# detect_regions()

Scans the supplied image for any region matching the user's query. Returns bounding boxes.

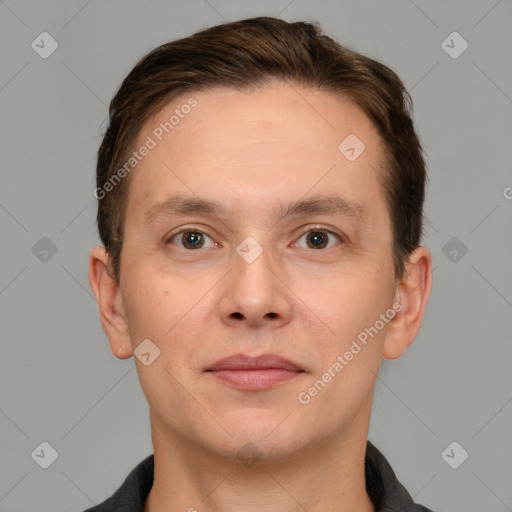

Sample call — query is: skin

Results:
[89,81,432,512]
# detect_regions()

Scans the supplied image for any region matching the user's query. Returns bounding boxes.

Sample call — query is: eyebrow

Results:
[144,194,369,225]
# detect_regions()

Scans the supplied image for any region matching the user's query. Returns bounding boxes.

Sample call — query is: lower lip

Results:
[208,369,303,390]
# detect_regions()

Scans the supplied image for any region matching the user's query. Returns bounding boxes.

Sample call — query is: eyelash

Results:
[293,225,344,249]
[165,225,344,250]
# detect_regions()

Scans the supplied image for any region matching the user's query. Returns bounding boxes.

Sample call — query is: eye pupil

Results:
[182,232,204,249]
[307,231,328,249]
[175,230,334,251]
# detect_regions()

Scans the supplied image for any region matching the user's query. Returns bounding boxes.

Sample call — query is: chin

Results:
[211,433,307,468]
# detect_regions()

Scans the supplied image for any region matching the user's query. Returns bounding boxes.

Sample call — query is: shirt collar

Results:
[85,441,431,512]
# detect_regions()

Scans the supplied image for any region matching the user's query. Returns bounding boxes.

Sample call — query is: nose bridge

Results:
[219,235,292,327]
[233,236,275,301]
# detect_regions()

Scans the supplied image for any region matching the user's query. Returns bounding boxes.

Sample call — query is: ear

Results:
[88,246,133,360]
[383,246,433,360]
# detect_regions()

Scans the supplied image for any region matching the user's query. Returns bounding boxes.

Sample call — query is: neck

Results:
[144,413,375,512]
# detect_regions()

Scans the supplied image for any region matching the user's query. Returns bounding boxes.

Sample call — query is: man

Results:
[87,16,433,512]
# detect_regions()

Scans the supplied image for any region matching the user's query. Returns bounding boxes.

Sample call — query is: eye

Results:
[293,228,342,250]
[167,230,217,250]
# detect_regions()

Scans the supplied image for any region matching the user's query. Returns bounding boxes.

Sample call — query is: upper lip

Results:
[206,353,304,372]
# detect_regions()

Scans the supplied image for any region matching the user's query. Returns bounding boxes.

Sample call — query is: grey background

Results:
[1,1,511,511]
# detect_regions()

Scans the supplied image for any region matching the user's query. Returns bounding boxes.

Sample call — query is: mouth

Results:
[205,353,306,391]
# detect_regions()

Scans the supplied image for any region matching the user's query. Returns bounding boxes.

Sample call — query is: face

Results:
[99,82,410,462]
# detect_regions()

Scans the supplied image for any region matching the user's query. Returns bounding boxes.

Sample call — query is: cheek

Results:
[292,265,392,346]
[293,271,389,424]
[121,269,185,343]
[120,266,217,369]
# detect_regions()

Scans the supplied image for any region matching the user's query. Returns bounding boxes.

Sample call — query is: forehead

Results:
[126,82,387,223]
[142,82,380,160]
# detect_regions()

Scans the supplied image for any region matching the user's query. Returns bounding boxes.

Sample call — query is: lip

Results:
[207,353,303,372]
[206,353,305,391]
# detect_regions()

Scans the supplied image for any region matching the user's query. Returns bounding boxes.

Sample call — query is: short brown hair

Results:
[96,16,426,283]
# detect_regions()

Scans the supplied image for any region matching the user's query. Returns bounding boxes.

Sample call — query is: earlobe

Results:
[382,246,433,360]
[88,246,133,360]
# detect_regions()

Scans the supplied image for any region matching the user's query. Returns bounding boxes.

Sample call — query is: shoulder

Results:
[365,441,435,512]
[81,454,154,512]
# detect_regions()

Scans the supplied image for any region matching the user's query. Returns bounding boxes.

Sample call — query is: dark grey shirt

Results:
[83,441,433,512]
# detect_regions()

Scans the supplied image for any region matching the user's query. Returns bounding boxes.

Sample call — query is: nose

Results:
[218,241,293,329]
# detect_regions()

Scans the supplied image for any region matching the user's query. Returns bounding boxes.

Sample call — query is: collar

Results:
[83,441,433,512]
